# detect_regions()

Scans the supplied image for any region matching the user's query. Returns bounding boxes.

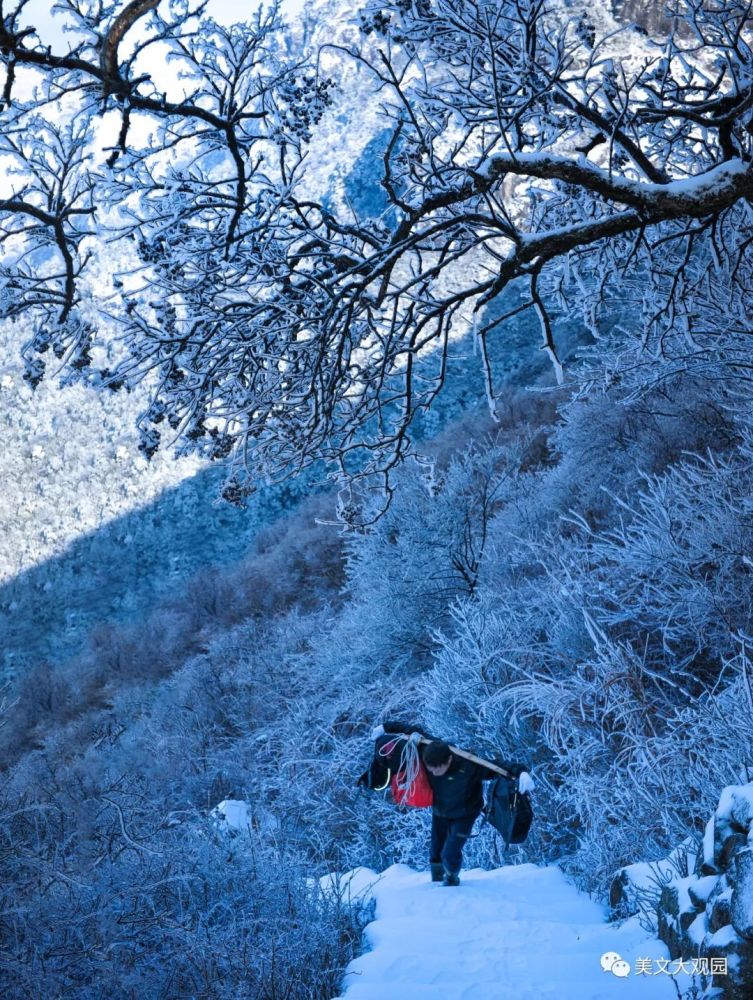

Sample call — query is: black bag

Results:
[484,776,533,846]
[357,732,409,790]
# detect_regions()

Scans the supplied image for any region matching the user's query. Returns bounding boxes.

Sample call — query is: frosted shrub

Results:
[0,806,368,999]
[411,402,753,890]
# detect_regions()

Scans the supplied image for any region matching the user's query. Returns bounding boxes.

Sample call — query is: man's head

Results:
[424,740,453,776]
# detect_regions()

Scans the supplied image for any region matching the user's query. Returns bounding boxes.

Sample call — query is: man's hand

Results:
[518,772,535,794]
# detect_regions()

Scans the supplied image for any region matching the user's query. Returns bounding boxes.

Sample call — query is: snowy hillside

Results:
[0,318,326,678]
[0,0,404,677]
[0,318,201,577]
[3,0,753,998]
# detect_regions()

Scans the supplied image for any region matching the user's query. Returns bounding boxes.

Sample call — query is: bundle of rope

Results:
[392,733,422,797]
[374,730,430,806]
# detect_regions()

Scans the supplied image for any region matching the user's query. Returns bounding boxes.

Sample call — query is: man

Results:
[422,739,533,887]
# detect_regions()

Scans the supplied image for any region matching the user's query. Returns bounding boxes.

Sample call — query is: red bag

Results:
[390,762,434,808]
[375,735,434,808]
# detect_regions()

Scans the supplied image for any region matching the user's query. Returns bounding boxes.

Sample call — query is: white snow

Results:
[210,799,252,834]
[320,867,382,904]
[705,923,740,949]
[675,876,694,918]
[691,875,721,906]
[335,863,691,999]
[210,798,281,837]
[687,912,707,948]
[612,838,697,917]
[715,784,753,838]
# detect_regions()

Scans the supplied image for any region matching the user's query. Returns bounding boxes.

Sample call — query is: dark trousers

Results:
[430,812,477,876]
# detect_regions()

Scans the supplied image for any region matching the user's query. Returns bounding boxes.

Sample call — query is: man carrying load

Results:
[358,722,535,886]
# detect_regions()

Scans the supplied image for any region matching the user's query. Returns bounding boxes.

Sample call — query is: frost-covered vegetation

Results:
[3,355,753,994]
[3,0,753,996]
[0,314,333,679]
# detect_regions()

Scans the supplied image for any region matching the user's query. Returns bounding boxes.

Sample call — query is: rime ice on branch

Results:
[1,0,753,504]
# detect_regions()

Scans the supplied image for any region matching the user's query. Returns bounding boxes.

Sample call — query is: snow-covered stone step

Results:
[334,864,695,999]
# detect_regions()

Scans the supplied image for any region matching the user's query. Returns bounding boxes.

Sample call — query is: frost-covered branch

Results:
[2,0,753,506]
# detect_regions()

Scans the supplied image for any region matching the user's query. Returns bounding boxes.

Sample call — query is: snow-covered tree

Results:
[2,0,753,507]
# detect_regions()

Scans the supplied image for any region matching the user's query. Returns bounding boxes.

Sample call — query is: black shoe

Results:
[442,872,460,887]
[430,863,444,883]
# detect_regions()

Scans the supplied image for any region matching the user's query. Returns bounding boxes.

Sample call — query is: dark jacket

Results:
[376,721,525,819]
[423,753,499,820]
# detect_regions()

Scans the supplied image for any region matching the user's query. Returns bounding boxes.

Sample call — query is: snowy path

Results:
[334,864,693,999]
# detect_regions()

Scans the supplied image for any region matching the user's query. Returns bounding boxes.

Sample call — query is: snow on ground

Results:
[334,864,694,1000]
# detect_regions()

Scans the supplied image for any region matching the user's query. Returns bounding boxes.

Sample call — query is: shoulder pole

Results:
[393,733,514,779]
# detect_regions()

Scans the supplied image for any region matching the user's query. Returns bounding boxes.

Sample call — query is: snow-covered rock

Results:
[210,798,253,835]
[709,785,753,873]
[609,838,696,918]
[730,849,753,941]
[647,783,753,1000]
